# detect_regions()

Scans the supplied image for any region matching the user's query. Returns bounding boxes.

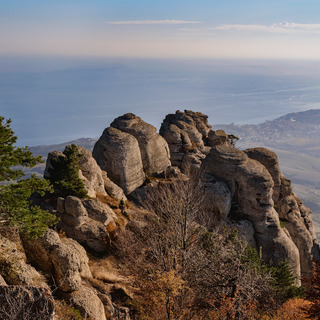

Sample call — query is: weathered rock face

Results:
[56,196,116,253]
[160,110,212,168]
[202,145,302,280]
[202,144,320,280]
[245,147,282,203]
[207,129,230,147]
[0,235,46,286]
[93,127,146,195]
[22,229,92,292]
[245,147,320,277]
[0,286,55,320]
[101,170,127,201]
[111,113,171,175]
[44,146,108,198]
[71,145,107,198]
[62,285,106,320]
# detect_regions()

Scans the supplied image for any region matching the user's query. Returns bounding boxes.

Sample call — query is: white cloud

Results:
[107,19,201,25]
[213,22,320,33]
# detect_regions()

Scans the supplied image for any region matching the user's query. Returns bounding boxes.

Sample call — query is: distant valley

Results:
[215,109,320,232]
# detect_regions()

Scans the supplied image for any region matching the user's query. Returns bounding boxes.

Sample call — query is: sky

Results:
[1,0,320,60]
[1,1,320,146]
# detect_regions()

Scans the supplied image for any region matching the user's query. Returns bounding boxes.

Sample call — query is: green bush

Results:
[47,144,88,199]
[0,116,58,238]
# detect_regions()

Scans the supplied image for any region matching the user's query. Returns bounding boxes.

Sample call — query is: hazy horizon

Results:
[2,1,320,146]
[1,56,320,147]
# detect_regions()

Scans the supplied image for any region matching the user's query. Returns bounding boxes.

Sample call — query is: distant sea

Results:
[1,56,320,147]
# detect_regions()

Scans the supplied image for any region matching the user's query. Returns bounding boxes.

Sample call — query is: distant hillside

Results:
[216,109,320,233]
[29,137,97,156]
[216,109,320,157]
[26,138,97,177]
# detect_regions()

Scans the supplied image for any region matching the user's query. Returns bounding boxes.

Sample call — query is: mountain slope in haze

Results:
[215,109,320,233]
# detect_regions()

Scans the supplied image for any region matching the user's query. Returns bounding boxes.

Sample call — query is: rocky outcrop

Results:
[56,196,116,253]
[62,285,106,320]
[245,147,282,203]
[202,144,320,281]
[0,286,55,320]
[202,145,302,280]
[93,114,171,195]
[72,145,107,198]
[245,147,320,277]
[93,127,146,195]
[159,110,212,169]
[0,235,46,287]
[207,129,230,147]
[22,229,92,292]
[111,113,171,175]
[101,170,127,201]
[44,145,108,198]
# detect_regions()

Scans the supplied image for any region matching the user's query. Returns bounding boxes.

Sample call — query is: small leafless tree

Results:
[0,286,55,320]
[116,175,277,319]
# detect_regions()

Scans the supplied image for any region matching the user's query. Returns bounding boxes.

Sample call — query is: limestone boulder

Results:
[22,229,91,292]
[45,145,107,198]
[246,147,320,277]
[160,110,212,167]
[202,145,301,281]
[234,220,257,250]
[201,179,232,221]
[101,170,127,201]
[245,147,282,203]
[207,130,230,147]
[111,113,171,175]
[56,196,115,253]
[93,127,145,195]
[62,285,106,320]
[0,235,45,286]
[83,198,117,225]
[181,149,206,173]
[60,218,110,253]
[69,145,107,198]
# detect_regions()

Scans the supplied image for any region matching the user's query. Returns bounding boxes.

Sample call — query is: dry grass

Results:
[89,258,125,284]
[96,193,120,209]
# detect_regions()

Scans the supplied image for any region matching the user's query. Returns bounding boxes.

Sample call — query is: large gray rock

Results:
[160,110,212,167]
[207,129,230,147]
[45,146,108,198]
[93,127,145,195]
[70,145,107,198]
[101,170,127,201]
[245,147,282,203]
[22,229,92,292]
[202,145,301,281]
[201,179,232,222]
[246,147,320,277]
[57,196,115,253]
[111,113,171,175]
[62,285,106,320]
[0,235,46,286]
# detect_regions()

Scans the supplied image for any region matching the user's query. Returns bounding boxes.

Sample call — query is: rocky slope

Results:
[2,110,320,319]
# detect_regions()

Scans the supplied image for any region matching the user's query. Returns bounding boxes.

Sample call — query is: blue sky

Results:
[1,0,320,60]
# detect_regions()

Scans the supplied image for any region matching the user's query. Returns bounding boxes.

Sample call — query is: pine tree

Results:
[47,144,88,199]
[0,116,58,238]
